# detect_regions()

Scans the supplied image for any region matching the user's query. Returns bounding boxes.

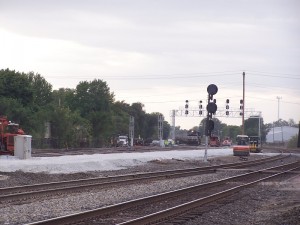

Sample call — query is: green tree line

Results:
[0,69,171,148]
[1,68,297,149]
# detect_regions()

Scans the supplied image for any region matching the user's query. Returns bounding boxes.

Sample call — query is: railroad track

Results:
[26,160,300,225]
[0,154,288,204]
[31,146,208,157]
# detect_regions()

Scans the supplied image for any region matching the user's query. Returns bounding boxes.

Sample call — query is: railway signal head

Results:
[226,99,230,116]
[205,119,214,136]
[207,102,217,114]
[240,99,243,116]
[199,100,203,115]
[207,84,218,101]
[207,84,218,95]
[185,100,189,115]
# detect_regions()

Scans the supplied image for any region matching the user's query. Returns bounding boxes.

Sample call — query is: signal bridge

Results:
[169,108,262,141]
[171,107,261,118]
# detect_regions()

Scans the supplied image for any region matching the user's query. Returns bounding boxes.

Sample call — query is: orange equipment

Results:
[233,135,250,156]
[0,116,25,155]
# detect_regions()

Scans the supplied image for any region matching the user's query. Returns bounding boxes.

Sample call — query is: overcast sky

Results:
[0,0,299,130]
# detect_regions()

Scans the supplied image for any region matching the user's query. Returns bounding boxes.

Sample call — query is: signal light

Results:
[207,102,217,114]
[205,84,218,137]
[185,100,189,115]
[207,84,218,95]
[185,100,189,109]
[225,98,230,116]
[239,99,244,117]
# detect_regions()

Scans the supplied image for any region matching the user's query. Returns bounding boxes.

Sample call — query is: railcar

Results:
[175,129,201,146]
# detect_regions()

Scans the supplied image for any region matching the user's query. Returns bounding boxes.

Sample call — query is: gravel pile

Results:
[0,154,299,225]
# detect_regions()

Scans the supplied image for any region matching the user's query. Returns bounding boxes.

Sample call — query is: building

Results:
[266,126,298,143]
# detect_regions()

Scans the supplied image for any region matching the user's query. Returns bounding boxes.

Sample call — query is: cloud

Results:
[0,0,299,128]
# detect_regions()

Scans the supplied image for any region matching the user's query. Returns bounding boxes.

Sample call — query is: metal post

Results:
[276,96,282,121]
[281,126,284,143]
[204,94,209,162]
[297,121,300,148]
[204,136,208,162]
[158,114,164,147]
[258,114,261,148]
[129,116,134,148]
[242,72,245,135]
[273,123,275,143]
[171,110,176,141]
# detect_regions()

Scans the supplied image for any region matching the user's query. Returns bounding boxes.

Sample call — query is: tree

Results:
[244,117,268,142]
[0,69,33,106]
[27,72,53,108]
[273,119,289,127]
[143,113,159,139]
[52,88,75,108]
[129,102,146,138]
[244,117,260,136]
[49,106,91,148]
[163,120,171,139]
[111,101,131,136]
[287,135,298,148]
[73,79,114,117]
[223,125,241,142]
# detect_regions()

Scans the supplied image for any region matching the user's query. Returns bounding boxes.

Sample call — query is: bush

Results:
[287,135,299,148]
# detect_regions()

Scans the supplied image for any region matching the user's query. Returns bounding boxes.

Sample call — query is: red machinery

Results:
[209,135,220,147]
[0,116,25,155]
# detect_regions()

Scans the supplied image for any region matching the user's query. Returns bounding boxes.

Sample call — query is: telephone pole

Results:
[242,72,245,135]
[276,96,282,120]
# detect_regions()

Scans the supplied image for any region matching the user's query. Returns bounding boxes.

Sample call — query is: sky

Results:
[0,0,299,130]
[0,148,247,173]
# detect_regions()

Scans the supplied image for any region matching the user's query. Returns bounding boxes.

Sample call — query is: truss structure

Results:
[171,107,261,118]
[169,108,262,140]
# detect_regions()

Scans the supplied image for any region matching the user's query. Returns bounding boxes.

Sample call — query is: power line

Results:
[47,71,241,80]
[247,70,300,78]
[46,70,300,80]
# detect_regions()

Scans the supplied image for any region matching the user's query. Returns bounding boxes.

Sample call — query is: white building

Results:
[266,126,298,143]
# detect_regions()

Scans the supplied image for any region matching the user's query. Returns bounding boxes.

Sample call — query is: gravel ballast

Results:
[0,154,299,225]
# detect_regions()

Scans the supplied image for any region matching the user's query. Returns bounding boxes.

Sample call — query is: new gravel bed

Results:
[0,154,299,225]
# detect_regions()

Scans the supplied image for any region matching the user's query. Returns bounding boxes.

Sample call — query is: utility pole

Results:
[158,114,164,147]
[276,96,282,121]
[242,72,245,135]
[129,116,134,148]
[297,121,300,148]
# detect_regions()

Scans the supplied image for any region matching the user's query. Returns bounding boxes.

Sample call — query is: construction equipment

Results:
[222,137,232,146]
[0,116,25,155]
[209,135,220,147]
[249,136,261,153]
[233,135,250,156]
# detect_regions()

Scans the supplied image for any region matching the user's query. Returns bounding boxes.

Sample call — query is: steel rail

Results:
[0,153,287,197]
[0,154,287,202]
[26,160,299,225]
[118,164,300,225]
